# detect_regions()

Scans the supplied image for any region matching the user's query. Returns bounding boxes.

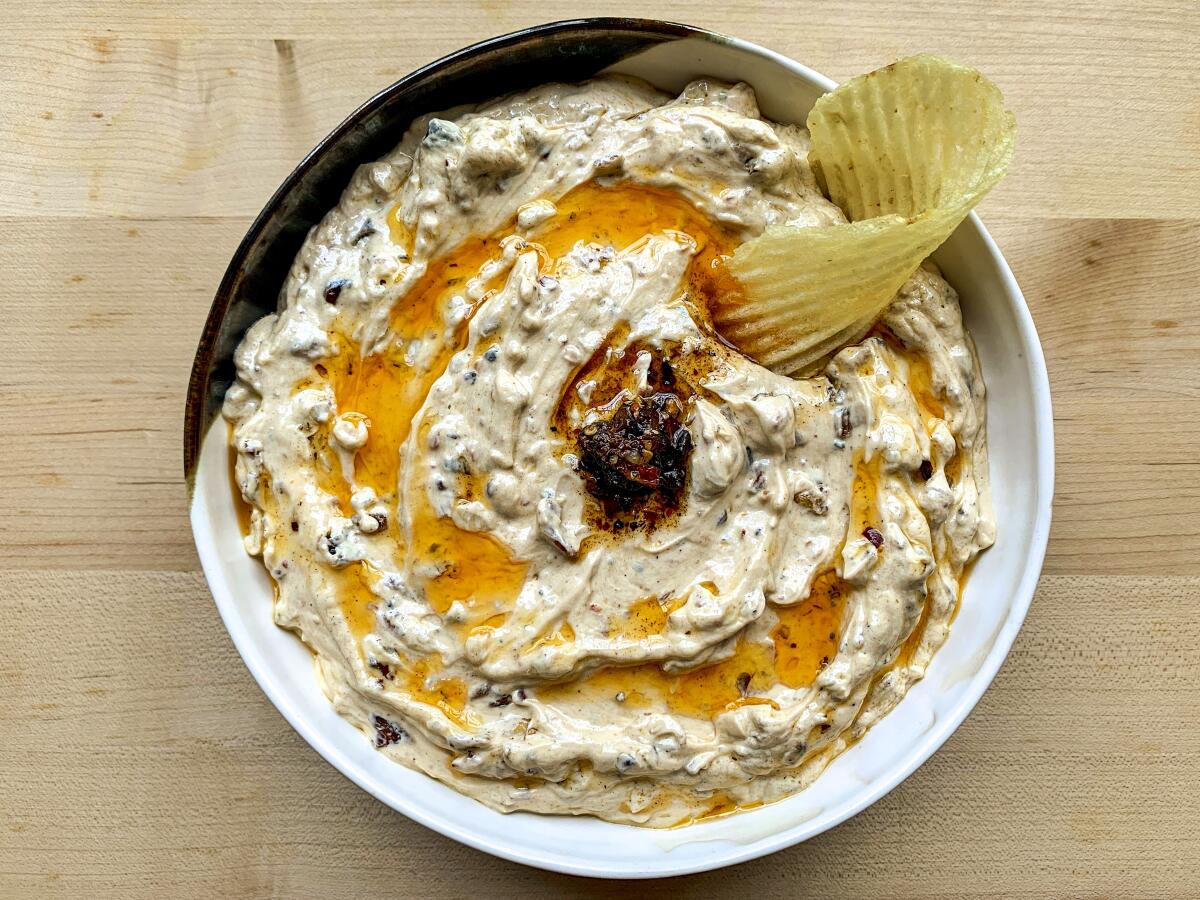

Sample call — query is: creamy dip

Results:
[224,76,994,826]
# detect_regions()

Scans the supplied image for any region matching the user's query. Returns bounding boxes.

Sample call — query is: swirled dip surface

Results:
[224,76,994,826]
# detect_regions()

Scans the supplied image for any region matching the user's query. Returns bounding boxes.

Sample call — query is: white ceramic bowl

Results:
[188,20,1054,878]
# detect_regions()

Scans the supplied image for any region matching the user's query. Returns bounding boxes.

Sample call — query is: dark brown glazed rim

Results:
[183,17,729,484]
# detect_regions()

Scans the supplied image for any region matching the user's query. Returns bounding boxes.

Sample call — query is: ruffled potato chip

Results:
[715,54,1015,375]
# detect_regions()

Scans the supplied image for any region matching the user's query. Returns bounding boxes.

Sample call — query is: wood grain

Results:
[2,1,1198,896]
[2,2,1198,220]
[3,573,1196,898]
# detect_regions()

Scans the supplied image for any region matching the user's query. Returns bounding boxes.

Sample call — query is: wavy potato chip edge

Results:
[715,54,1016,375]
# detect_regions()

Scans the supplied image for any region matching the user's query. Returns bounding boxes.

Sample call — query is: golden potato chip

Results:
[715,54,1015,375]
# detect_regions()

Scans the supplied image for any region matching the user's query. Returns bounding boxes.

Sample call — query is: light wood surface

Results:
[2,2,1198,896]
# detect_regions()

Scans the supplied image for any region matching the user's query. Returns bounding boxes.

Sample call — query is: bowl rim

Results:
[186,17,1055,878]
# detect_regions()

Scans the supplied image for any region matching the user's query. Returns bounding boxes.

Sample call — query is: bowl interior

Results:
[189,22,1052,878]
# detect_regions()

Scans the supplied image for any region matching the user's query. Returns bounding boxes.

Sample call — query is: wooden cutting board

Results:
[2,1,1197,896]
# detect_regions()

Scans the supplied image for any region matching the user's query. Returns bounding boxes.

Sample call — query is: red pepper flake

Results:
[324,278,350,304]
[836,407,852,439]
[863,527,884,548]
[369,660,393,680]
[372,715,406,747]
